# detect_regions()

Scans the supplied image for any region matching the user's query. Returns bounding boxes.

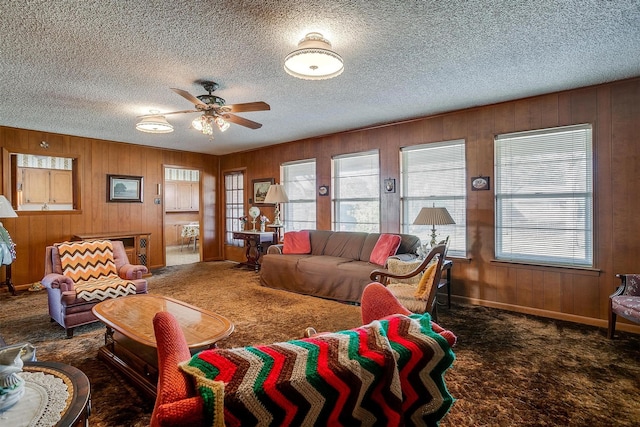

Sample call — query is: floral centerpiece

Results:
[238,215,248,230]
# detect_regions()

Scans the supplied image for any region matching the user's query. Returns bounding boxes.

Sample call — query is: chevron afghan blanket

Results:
[56,240,137,302]
[181,313,455,427]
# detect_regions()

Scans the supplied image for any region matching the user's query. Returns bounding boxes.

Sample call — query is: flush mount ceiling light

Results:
[135,112,174,134]
[284,32,344,80]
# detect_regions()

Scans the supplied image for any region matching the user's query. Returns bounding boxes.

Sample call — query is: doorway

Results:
[164,167,201,266]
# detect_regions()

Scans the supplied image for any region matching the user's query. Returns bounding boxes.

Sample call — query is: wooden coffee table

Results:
[92,294,234,399]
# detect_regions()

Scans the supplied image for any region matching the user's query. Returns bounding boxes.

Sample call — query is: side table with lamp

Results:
[413,205,455,308]
[0,195,18,295]
[264,183,289,243]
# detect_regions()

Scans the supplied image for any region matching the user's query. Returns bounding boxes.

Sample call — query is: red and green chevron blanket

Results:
[56,240,136,301]
[180,313,455,427]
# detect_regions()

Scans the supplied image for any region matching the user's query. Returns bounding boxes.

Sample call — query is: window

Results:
[401,140,467,257]
[282,159,316,231]
[224,171,244,247]
[332,150,380,232]
[495,124,593,267]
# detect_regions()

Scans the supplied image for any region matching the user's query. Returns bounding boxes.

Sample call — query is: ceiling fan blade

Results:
[138,109,199,118]
[170,88,208,107]
[225,101,271,113]
[161,109,200,116]
[223,113,263,129]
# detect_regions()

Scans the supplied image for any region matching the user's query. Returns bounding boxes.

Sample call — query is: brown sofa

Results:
[42,240,148,337]
[259,230,420,303]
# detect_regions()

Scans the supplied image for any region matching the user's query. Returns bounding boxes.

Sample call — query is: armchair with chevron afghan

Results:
[42,239,148,338]
[370,241,448,322]
[150,282,456,427]
[608,273,640,339]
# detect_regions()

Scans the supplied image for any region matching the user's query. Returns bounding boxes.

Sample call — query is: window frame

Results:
[494,124,594,267]
[331,150,380,233]
[223,170,245,247]
[281,159,317,231]
[400,140,467,257]
[4,149,81,213]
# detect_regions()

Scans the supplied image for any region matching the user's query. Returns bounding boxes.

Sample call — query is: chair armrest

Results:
[153,397,204,426]
[370,262,425,284]
[267,244,283,255]
[41,273,74,292]
[118,264,148,280]
[614,273,640,297]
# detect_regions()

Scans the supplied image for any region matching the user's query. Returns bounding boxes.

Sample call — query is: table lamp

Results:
[264,184,289,227]
[413,205,455,248]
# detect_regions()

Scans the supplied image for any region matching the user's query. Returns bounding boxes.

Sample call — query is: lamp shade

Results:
[284,32,344,80]
[264,184,289,204]
[136,115,174,133]
[413,207,455,226]
[0,196,17,218]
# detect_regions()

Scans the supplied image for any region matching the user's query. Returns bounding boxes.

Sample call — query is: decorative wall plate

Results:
[248,206,260,219]
[471,176,490,191]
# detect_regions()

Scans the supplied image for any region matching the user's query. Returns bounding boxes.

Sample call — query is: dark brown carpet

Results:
[1,261,639,426]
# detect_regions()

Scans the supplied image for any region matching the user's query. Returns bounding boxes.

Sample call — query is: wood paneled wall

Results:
[220,77,640,332]
[0,127,220,287]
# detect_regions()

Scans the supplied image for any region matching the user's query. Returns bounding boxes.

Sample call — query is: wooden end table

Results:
[92,294,234,399]
[232,230,276,271]
[7,361,92,427]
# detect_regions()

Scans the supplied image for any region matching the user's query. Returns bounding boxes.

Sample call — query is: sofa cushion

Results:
[283,230,311,254]
[323,232,368,259]
[369,234,402,266]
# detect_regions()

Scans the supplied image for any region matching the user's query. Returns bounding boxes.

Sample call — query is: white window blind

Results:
[332,151,380,232]
[401,140,467,257]
[224,171,244,247]
[495,124,593,266]
[282,159,316,231]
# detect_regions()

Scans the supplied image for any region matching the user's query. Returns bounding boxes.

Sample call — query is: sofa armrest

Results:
[41,273,75,292]
[118,264,148,280]
[266,244,283,255]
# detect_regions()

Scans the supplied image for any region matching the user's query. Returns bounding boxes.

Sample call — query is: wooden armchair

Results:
[608,274,640,338]
[41,239,148,337]
[370,242,447,321]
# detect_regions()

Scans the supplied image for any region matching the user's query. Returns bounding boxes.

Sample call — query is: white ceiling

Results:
[1,1,639,155]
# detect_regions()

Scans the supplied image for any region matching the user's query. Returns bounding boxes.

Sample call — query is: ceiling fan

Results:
[144,81,270,136]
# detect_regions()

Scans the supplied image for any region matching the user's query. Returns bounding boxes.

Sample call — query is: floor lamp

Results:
[0,195,18,295]
[413,205,455,248]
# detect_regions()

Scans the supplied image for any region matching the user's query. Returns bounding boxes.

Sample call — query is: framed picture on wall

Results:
[108,174,144,202]
[252,178,275,206]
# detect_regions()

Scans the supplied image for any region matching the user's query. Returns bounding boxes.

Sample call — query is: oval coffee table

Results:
[92,294,234,399]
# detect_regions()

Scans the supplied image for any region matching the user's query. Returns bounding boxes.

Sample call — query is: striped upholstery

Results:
[181,313,455,427]
[56,240,136,301]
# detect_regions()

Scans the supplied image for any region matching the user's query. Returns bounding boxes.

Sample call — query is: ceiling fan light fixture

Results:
[284,32,344,80]
[192,115,215,136]
[136,115,174,133]
[215,116,230,132]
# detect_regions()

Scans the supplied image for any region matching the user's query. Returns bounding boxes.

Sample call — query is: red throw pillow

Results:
[283,230,311,254]
[369,234,402,266]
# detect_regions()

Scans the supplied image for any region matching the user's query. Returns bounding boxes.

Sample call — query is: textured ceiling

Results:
[1,1,639,155]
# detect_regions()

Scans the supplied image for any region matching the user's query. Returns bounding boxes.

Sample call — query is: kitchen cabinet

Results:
[20,168,72,205]
[165,181,199,212]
